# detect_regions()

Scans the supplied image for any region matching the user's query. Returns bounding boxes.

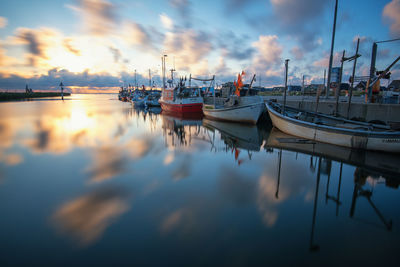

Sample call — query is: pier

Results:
[0,92,71,102]
[262,95,400,124]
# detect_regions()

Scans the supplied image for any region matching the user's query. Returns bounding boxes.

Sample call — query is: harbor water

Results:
[0,94,399,265]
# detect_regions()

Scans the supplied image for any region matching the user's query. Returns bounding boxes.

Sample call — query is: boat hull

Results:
[203,102,264,124]
[266,102,400,152]
[160,101,203,113]
[131,99,145,107]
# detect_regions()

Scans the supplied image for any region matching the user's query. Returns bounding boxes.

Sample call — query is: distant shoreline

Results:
[0,92,71,102]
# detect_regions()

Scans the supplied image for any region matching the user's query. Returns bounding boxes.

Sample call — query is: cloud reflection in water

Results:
[52,187,129,246]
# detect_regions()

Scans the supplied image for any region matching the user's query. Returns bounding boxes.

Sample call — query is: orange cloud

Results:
[0,16,7,28]
[383,0,400,37]
[68,0,118,36]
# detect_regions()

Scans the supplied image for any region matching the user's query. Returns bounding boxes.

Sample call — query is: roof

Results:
[356,81,367,88]
[388,80,400,89]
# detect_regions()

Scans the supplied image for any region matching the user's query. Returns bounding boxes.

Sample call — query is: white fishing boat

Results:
[266,101,400,152]
[203,95,265,124]
[203,72,264,124]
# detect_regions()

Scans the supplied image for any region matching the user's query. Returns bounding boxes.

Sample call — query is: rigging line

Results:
[375,38,400,44]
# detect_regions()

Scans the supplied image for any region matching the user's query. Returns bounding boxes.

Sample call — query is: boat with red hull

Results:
[160,101,203,113]
[159,78,203,114]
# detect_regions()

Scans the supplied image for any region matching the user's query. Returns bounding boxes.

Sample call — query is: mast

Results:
[134,69,137,90]
[326,0,338,99]
[162,55,167,91]
[283,59,289,115]
[148,69,151,90]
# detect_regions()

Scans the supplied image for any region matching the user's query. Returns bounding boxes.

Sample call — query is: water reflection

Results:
[86,146,128,183]
[0,95,399,265]
[351,168,394,231]
[52,187,130,246]
[265,127,400,253]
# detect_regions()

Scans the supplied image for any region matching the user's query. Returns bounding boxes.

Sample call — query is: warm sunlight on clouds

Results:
[0,17,7,28]
[383,0,400,37]
[0,0,399,91]
[160,13,174,30]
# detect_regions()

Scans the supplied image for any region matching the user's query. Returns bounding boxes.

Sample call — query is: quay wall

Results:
[262,96,400,123]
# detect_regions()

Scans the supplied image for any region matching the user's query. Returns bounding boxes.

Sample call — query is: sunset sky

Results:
[0,0,399,93]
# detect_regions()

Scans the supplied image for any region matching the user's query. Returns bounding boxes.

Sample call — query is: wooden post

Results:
[213,75,216,108]
[347,38,360,119]
[335,50,345,116]
[367,42,377,103]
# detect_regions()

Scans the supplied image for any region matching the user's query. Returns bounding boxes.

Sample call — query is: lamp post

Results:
[59,82,64,100]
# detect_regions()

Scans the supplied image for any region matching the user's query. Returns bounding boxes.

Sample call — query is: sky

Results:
[0,0,399,93]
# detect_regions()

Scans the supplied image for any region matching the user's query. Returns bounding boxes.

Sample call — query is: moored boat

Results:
[145,91,161,107]
[203,95,264,124]
[203,72,264,124]
[159,78,203,114]
[266,101,400,152]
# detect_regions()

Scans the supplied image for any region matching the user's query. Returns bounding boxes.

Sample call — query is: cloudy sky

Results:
[0,0,399,92]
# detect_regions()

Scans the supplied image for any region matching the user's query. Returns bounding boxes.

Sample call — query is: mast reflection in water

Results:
[0,94,399,265]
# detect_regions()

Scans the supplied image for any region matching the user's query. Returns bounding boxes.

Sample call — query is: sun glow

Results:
[67,107,95,133]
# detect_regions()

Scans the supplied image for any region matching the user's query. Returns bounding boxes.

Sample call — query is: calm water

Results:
[0,94,399,266]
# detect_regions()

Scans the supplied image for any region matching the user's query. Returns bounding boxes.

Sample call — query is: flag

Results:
[234,73,243,96]
[237,73,243,88]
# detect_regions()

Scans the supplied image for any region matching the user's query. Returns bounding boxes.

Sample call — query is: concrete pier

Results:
[0,92,71,102]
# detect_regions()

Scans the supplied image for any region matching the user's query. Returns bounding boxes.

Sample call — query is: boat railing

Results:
[269,101,391,131]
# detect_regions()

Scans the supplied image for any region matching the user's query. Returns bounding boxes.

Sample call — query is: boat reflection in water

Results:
[265,127,400,252]
[161,112,203,148]
[266,128,400,180]
[203,118,264,165]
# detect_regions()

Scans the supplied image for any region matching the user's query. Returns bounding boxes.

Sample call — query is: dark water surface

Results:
[0,94,399,266]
